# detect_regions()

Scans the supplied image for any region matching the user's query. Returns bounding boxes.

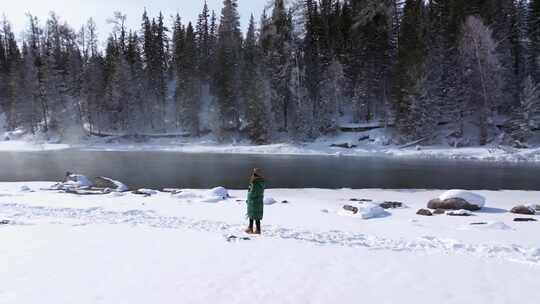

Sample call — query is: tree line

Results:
[1,0,540,146]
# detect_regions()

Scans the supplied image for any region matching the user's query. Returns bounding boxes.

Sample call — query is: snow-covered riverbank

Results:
[1,183,539,303]
[4,136,540,163]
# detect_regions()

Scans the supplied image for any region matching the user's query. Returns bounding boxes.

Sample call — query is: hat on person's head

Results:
[253,168,263,177]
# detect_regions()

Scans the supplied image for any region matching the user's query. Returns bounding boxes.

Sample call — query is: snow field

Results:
[1,183,540,304]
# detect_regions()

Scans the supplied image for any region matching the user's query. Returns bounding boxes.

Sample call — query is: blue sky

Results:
[3,0,269,39]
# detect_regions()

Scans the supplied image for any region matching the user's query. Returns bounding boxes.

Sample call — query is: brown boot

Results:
[254,220,261,234]
[245,228,253,234]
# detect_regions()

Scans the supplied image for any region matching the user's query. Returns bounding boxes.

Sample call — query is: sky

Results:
[2,0,270,40]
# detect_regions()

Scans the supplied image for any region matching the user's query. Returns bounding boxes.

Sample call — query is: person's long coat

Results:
[247,177,265,220]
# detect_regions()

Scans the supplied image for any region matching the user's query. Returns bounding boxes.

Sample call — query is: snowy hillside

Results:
[1,183,539,303]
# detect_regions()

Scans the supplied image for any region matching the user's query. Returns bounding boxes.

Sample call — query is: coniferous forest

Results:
[1,0,540,146]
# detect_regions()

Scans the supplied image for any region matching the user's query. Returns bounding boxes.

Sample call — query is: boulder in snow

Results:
[19,185,33,193]
[349,198,372,203]
[63,174,93,189]
[340,203,389,219]
[484,221,513,230]
[433,209,446,215]
[0,220,9,225]
[510,205,536,215]
[209,187,229,200]
[356,203,389,219]
[343,205,359,214]
[417,209,433,216]
[379,201,405,209]
[428,190,485,211]
[330,143,357,149]
[94,177,129,192]
[513,218,537,222]
[527,204,540,212]
[134,189,158,196]
[264,197,277,205]
[446,209,474,217]
[174,191,200,199]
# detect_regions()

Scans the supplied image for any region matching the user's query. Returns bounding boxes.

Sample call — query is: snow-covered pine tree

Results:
[402,73,436,141]
[196,1,212,81]
[460,16,503,146]
[393,0,427,138]
[125,31,146,133]
[509,76,540,143]
[241,15,269,144]
[314,0,342,136]
[479,0,521,113]
[347,0,394,123]
[141,11,169,131]
[214,0,243,138]
[302,0,321,139]
[529,0,540,83]
[424,0,463,137]
[176,22,201,136]
[80,18,106,134]
[264,0,294,133]
[0,19,21,130]
[16,42,40,133]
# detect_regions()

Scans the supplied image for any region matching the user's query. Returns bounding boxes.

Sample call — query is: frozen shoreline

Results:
[1,182,539,303]
[3,137,540,163]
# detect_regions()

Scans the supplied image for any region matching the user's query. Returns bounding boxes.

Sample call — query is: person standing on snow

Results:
[245,168,265,234]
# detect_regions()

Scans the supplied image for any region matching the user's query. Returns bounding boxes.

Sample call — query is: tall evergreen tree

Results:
[529,0,540,83]
[265,0,294,132]
[241,15,269,144]
[394,0,427,137]
[214,0,243,136]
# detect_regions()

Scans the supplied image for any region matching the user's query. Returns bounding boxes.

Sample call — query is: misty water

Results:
[1,150,540,190]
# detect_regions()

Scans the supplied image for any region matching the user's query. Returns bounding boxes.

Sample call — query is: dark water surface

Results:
[0,150,539,190]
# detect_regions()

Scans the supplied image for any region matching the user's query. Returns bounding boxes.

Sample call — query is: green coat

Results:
[247,177,265,220]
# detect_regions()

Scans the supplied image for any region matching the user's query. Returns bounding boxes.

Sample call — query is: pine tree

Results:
[303,0,322,139]
[0,19,21,129]
[529,0,540,83]
[347,0,394,123]
[196,1,212,80]
[175,22,201,136]
[16,43,40,133]
[265,0,294,132]
[509,76,540,143]
[241,15,269,144]
[394,0,427,137]
[403,74,436,141]
[214,0,243,137]
[460,16,503,145]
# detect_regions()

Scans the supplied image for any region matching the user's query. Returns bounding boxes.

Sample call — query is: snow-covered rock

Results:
[3,128,26,140]
[417,209,433,216]
[510,205,536,215]
[63,174,93,189]
[264,197,277,205]
[339,203,389,219]
[428,190,485,211]
[526,204,540,212]
[446,209,473,216]
[96,177,129,192]
[19,185,33,192]
[173,191,200,199]
[484,221,513,231]
[439,190,485,208]
[136,189,158,196]
[209,187,229,199]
